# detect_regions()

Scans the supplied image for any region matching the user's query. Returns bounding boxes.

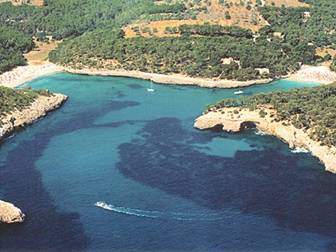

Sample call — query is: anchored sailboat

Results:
[147,80,155,92]
[234,90,244,95]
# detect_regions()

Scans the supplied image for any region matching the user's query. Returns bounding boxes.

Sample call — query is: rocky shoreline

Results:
[0,93,67,224]
[0,200,25,224]
[194,107,336,173]
[0,93,67,142]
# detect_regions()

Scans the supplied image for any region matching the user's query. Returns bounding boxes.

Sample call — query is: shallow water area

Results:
[1,74,335,251]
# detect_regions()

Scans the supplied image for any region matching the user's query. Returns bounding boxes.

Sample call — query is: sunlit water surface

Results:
[1,73,335,251]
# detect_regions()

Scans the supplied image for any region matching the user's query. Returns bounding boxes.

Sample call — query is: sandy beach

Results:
[66,64,336,87]
[1,63,336,89]
[0,63,63,88]
[286,65,336,84]
[0,64,272,89]
[65,67,273,88]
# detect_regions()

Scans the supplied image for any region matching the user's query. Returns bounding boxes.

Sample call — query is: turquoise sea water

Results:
[1,73,335,251]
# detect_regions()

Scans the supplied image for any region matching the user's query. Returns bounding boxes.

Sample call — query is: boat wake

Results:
[95,201,223,221]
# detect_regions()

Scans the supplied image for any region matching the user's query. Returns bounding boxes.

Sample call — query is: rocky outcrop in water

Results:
[0,93,67,141]
[0,93,67,225]
[0,200,25,224]
[194,107,336,173]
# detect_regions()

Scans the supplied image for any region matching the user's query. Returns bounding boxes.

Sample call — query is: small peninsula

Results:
[194,84,336,173]
[0,86,67,141]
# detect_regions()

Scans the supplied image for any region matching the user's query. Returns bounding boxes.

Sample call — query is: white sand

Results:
[0,63,63,88]
[1,63,335,89]
[286,65,336,84]
[65,67,272,89]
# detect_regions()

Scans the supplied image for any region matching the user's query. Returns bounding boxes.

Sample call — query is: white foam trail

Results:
[291,147,309,153]
[95,202,223,221]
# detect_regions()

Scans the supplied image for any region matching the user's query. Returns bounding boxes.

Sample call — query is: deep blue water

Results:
[0,73,335,251]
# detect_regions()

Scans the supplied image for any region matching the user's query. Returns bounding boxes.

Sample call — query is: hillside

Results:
[124,0,308,38]
[49,0,336,81]
[0,0,336,82]
[124,0,268,38]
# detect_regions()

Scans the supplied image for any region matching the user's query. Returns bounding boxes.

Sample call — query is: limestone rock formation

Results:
[0,200,25,224]
[194,107,336,173]
[0,93,67,141]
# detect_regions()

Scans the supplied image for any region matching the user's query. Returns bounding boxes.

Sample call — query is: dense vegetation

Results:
[0,0,164,72]
[260,0,336,49]
[0,0,156,39]
[0,25,33,73]
[167,24,253,38]
[50,29,316,80]
[331,59,336,72]
[49,0,336,80]
[1,0,336,80]
[0,86,50,121]
[211,83,336,147]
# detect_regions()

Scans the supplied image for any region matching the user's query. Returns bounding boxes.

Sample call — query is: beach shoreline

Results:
[0,63,64,88]
[285,65,336,84]
[64,67,273,89]
[1,63,336,89]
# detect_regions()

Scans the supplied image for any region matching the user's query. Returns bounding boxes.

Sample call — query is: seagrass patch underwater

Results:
[1,73,335,251]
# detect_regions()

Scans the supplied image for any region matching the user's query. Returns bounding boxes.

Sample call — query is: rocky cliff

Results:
[0,93,67,141]
[194,107,336,173]
[0,200,25,224]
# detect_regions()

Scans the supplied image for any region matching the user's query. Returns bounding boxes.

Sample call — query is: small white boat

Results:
[147,80,155,92]
[95,201,113,210]
[291,147,309,154]
[234,90,244,95]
